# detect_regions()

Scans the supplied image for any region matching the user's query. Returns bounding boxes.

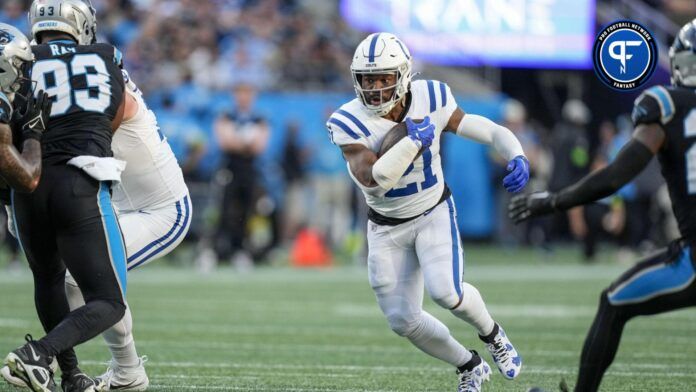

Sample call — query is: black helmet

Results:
[670,19,696,87]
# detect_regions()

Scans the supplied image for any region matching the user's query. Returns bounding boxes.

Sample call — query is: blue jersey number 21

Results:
[385,149,438,197]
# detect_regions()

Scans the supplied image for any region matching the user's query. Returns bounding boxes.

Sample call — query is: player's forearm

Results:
[0,140,41,193]
[554,139,653,210]
[372,138,420,190]
[455,114,524,160]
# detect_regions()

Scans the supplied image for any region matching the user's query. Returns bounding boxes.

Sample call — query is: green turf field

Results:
[1,246,695,391]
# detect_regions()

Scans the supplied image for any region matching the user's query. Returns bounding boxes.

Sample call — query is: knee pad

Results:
[385,312,420,337]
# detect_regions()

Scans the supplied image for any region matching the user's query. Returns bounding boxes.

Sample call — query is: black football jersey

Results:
[632,85,696,244]
[29,40,125,164]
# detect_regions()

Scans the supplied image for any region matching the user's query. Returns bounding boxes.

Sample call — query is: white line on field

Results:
[128,340,694,361]
[80,360,696,378]
[153,385,392,392]
[0,318,32,328]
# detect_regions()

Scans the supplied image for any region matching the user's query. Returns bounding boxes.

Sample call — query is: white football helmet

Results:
[0,23,34,96]
[351,32,412,117]
[28,0,97,45]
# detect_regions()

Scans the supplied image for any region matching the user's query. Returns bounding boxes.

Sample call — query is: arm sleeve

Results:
[554,139,654,210]
[455,114,525,160]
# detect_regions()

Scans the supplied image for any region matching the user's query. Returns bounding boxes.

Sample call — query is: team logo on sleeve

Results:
[593,21,657,91]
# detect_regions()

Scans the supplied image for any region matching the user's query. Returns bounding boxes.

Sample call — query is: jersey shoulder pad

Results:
[412,79,452,114]
[632,85,675,126]
[326,101,372,146]
[0,92,12,124]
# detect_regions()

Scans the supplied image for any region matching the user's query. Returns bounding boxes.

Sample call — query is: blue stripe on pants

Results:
[608,247,695,305]
[97,182,128,296]
[127,198,183,263]
[446,197,462,297]
[128,196,191,270]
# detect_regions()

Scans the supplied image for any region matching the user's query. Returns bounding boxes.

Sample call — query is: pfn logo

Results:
[593,21,657,91]
[608,40,642,74]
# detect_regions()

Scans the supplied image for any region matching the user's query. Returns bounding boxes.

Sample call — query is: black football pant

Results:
[575,239,696,391]
[12,164,127,371]
[215,170,255,260]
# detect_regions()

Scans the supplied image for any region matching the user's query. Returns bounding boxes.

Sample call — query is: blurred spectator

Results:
[0,0,29,35]
[213,83,269,267]
[493,99,543,246]
[582,120,628,260]
[280,121,308,243]
[307,108,353,251]
[548,99,592,243]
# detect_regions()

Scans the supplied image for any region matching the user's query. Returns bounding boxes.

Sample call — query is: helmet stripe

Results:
[395,40,410,60]
[427,80,436,113]
[368,33,380,62]
[337,109,371,137]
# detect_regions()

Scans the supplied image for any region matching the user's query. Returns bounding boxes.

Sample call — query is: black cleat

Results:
[61,369,101,392]
[2,335,57,392]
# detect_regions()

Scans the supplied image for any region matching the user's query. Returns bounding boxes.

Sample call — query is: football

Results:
[377,119,425,158]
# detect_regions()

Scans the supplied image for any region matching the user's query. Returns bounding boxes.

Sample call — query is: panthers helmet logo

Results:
[0,29,14,45]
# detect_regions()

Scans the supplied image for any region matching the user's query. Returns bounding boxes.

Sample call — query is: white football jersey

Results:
[327,79,456,218]
[111,71,189,212]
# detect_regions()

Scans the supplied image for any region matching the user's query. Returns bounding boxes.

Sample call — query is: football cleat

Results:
[456,351,491,392]
[1,364,30,388]
[61,370,101,392]
[2,335,57,392]
[96,357,149,391]
[480,324,522,380]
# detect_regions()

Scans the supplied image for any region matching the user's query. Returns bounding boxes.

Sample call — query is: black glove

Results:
[14,90,52,141]
[508,191,558,224]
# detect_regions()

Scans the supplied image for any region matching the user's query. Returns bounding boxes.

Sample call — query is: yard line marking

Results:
[0,318,32,328]
[80,360,696,378]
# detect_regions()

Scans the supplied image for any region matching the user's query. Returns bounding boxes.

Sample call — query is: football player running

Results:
[61,68,191,391]
[327,33,529,391]
[512,19,696,392]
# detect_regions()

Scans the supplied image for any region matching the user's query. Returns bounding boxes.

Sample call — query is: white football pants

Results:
[367,196,495,367]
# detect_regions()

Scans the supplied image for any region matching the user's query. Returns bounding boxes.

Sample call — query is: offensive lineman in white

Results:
[62,69,192,390]
[327,33,529,391]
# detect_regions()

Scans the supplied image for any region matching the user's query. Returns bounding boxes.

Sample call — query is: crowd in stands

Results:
[0,0,679,269]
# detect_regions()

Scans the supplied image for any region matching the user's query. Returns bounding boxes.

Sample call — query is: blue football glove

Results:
[503,155,529,193]
[406,116,435,149]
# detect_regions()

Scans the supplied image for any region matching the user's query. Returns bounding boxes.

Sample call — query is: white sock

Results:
[65,273,140,368]
[102,305,140,368]
[451,282,495,336]
[65,273,86,309]
[405,311,473,367]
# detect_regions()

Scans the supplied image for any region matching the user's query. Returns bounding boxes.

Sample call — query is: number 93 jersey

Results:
[327,79,456,219]
[30,41,125,164]
[632,85,696,243]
